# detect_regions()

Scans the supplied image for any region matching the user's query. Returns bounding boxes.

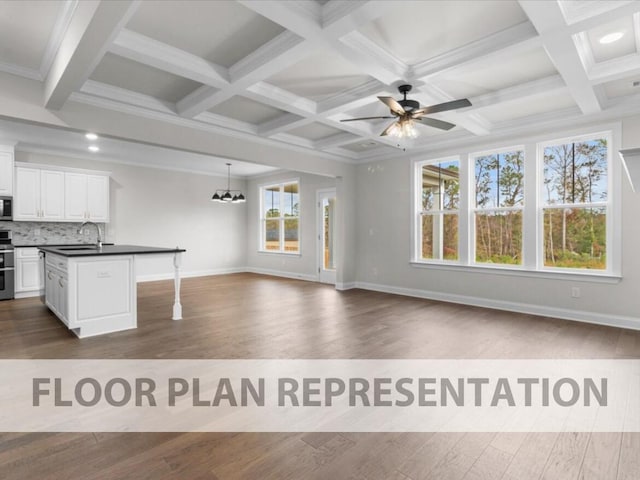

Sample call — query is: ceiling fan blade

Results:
[418,117,456,131]
[378,96,405,116]
[340,116,395,122]
[380,121,398,137]
[412,98,472,116]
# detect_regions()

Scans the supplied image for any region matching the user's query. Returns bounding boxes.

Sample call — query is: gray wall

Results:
[352,116,640,326]
[245,170,336,280]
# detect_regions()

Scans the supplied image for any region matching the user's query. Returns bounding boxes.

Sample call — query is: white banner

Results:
[0,359,638,432]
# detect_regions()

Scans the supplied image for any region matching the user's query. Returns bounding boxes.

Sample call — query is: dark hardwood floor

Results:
[0,273,639,479]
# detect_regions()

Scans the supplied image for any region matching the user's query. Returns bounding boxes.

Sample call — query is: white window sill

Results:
[258,250,301,257]
[409,261,621,284]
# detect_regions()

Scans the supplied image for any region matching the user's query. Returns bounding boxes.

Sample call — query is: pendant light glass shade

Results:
[211,163,245,204]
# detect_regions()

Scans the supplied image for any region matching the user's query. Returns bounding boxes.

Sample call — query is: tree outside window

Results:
[474,149,524,265]
[542,138,607,270]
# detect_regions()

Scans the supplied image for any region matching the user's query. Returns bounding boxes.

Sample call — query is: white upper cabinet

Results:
[87,175,109,221]
[40,170,65,220]
[14,164,110,222]
[0,147,14,196]
[65,172,110,222]
[15,167,41,220]
[64,172,88,221]
[15,167,64,221]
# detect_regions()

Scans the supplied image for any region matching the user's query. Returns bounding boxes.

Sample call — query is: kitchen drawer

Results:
[45,253,68,272]
[17,247,40,259]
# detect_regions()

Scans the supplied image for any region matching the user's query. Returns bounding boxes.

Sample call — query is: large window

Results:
[414,129,617,276]
[260,181,300,253]
[418,159,459,261]
[541,137,608,270]
[474,149,524,265]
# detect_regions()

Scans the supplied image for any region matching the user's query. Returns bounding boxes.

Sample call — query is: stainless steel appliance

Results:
[0,197,12,220]
[0,230,14,300]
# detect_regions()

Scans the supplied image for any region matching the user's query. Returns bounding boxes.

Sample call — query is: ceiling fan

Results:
[340,84,471,138]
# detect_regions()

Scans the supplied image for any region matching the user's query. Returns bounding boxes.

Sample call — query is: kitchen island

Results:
[39,245,185,338]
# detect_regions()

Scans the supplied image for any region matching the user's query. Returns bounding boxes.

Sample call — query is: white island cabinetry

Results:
[40,245,184,338]
[44,252,136,337]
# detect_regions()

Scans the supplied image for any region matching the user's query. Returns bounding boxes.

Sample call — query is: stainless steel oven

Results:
[0,196,12,220]
[0,230,14,301]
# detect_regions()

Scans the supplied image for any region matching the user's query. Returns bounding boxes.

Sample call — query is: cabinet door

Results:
[45,268,56,312]
[58,273,68,324]
[87,175,109,222]
[16,258,42,292]
[64,172,88,221]
[40,170,65,220]
[0,151,13,196]
[14,167,40,220]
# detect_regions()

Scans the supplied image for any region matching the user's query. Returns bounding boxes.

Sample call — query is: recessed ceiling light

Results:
[599,32,624,44]
[88,145,99,152]
[85,132,98,140]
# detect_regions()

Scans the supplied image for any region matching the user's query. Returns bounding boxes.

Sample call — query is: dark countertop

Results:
[14,243,115,248]
[39,244,186,257]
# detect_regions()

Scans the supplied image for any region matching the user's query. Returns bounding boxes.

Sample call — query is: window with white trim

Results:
[473,148,524,265]
[418,159,460,261]
[260,181,300,253]
[413,129,617,276]
[541,135,608,270]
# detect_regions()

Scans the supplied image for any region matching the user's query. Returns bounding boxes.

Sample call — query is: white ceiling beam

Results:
[111,29,229,88]
[588,53,640,85]
[257,79,387,136]
[519,0,602,114]
[44,0,139,110]
[321,1,395,38]
[258,113,308,137]
[40,0,79,80]
[81,80,176,114]
[565,1,640,33]
[176,31,309,117]
[314,132,360,150]
[246,82,317,116]
[411,21,541,80]
[464,75,568,111]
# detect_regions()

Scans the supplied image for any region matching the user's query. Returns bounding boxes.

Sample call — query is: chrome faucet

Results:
[78,221,103,249]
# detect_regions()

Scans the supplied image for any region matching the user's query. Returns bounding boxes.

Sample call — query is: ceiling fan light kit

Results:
[341,84,471,142]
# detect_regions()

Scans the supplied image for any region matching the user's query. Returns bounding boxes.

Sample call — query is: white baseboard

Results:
[353,281,640,332]
[136,267,246,283]
[245,267,317,282]
[336,282,356,291]
[14,290,40,299]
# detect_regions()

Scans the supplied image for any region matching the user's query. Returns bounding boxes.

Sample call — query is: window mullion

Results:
[458,153,471,265]
[523,142,538,270]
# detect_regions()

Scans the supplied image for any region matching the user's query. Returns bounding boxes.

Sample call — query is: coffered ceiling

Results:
[1,0,640,165]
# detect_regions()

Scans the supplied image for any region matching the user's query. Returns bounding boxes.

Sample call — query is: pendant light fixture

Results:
[211,163,245,203]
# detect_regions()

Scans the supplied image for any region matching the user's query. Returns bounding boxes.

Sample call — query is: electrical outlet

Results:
[571,287,581,298]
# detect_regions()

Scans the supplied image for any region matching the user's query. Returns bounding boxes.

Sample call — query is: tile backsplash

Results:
[0,221,106,245]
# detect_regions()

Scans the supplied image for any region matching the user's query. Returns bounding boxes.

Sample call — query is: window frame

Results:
[536,131,614,274]
[258,179,301,255]
[414,156,462,264]
[470,145,526,268]
[411,124,622,283]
